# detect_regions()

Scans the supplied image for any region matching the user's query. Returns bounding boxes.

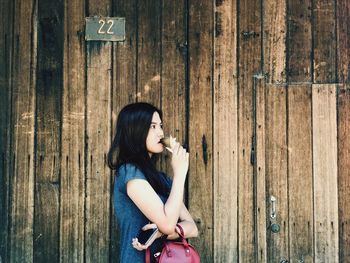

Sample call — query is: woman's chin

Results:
[157,148,165,154]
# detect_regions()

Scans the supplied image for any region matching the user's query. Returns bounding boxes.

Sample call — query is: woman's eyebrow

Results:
[151,122,162,124]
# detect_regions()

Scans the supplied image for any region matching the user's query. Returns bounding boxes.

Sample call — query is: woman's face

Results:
[146,112,164,155]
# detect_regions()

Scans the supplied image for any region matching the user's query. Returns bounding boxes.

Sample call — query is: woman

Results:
[108,102,198,262]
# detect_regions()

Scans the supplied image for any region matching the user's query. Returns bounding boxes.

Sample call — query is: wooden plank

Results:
[112,0,137,113]
[60,0,86,262]
[338,86,350,262]
[238,0,262,260]
[110,0,138,260]
[159,0,186,174]
[287,85,313,263]
[33,1,63,262]
[313,0,336,83]
[254,77,267,263]
[312,84,338,262]
[263,0,286,84]
[337,0,350,83]
[9,0,37,261]
[33,1,64,261]
[286,0,312,82]
[0,0,13,261]
[137,0,161,105]
[265,85,288,261]
[213,0,238,261]
[188,0,213,262]
[85,1,112,262]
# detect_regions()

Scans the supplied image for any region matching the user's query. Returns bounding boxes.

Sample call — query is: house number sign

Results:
[85,17,125,41]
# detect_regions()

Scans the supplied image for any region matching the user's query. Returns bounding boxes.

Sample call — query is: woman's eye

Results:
[150,124,162,129]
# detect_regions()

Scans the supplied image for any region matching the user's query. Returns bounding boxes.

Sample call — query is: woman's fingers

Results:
[172,142,180,154]
[142,223,157,231]
[173,143,187,156]
[171,142,189,176]
[182,147,187,156]
[132,238,148,251]
[179,147,187,158]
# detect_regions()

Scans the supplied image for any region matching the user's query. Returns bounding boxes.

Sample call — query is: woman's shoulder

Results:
[117,163,146,181]
[117,162,141,173]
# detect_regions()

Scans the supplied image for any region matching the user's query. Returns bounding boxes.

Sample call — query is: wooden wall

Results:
[0,0,349,262]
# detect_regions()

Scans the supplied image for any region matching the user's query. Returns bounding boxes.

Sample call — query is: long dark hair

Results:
[108,102,168,196]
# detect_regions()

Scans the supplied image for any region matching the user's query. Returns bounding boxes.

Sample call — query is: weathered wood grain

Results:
[110,0,138,260]
[33,0,63,261]
[0,0,13,261]
[287,0,312,82]
[159,0,186,174]
[188,0,213,261]
[85,1,112,262]
[337,0,350,83]
[313,0,336,83]
[60,0,86,262]
[338,85,350,262]
[3,1,349,261]
[255,77,267,263]
[287,85,313,263]
[312,84,338,262]
[238,0,262,260]
[112,0,137,113]
[263,0,286,83]
[213,0,238,261]
[137,0,161,105]
[265,85,288,262]
[9,0,37,261]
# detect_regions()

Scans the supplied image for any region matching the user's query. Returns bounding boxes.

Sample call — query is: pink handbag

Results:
[146,224,200,263]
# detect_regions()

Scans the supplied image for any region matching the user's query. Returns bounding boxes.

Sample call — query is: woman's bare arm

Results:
[127,143,189,235]
[166,203,198,239]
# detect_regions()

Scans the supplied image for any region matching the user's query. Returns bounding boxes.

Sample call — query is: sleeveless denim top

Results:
[114,164,172,263]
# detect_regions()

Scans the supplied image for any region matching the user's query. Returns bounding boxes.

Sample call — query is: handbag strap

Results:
[175,224,185,238]
[175,224,190,250]
[146,247,151,263]
[145,224,187,263]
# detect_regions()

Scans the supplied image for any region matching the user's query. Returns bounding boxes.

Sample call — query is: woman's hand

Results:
[171,143,189,178]
[132,223,163,251]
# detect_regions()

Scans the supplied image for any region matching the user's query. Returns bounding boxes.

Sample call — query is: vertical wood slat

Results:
[0,0,13,261]
[337,0,350,83]
[85,1,112,262]
[337,86,350,262]
[286,0,312,82]
[255,77,267,263]
[313,0,336,83]
[238,0,261,260]
[263,0,286,84]
[9,0,37,262]
[188,0,213,262]
[287,85,313,263]
[265,85,288,262]
[110,0,138,261]
[312,84,338,262]
[60,0,86,262]
[112,0,137,112]
[33,0,63,262]
[213,0,238,261]
[137,0,161,105]
[160,0,186,174]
